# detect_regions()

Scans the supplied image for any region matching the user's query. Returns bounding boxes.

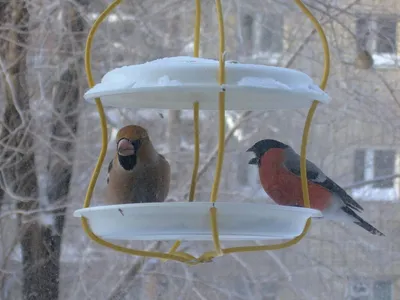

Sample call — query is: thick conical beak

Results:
[248,157,259,165]
[246,146,254,153]
[117,138,135,156]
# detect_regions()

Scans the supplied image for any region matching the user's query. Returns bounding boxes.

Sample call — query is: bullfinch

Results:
[105,125,171,204]
[247,139,384,236]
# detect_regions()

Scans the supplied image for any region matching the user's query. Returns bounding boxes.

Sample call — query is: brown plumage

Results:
[354,50,374,70]
[105,125,171,204]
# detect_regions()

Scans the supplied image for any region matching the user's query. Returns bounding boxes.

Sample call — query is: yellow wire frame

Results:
[81,0,198,265]
[165,0,202,261]
[81,0,223,265]
[220,0,331,255]
[166,0,227,261]
[81,0,330,264]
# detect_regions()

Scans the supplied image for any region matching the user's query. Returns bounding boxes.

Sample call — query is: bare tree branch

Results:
[343,173,400,190]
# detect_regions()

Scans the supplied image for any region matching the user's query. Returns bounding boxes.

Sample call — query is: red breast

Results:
[258,148,332,211]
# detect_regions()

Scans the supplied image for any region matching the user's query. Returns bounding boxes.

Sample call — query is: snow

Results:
[99,68,134,90]
[249,52,282,65]
[84,55,330,111]
[144,56,218,65]
[112,42,124,49]
[237,77,291,90]
[87,13,135,23]
[156,75,182,86]
[294,84,329,97]
[89,108,208,123]
[226,112,244,141]
[105,108,124,127]
[372,53,399,68]
[93,57,214,91]
[183,42,194,54]
[39,213,55,227]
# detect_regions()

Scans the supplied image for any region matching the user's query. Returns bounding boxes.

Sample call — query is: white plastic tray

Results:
[84,56,331,110]
[73,202,323,241]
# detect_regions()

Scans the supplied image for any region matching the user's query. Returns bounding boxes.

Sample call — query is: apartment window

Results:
[376,17,397,54]
[348,279,393,300]
[352,148,398,201]
[354,149,396,188]
[355,15,397,55]
[356,16,369,52]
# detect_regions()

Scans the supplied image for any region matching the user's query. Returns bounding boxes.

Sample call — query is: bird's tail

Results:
[341,206,385,236]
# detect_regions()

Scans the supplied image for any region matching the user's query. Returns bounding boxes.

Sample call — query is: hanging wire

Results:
[165,0,202,261]
[220,0,331,255]
[82,0,206,265]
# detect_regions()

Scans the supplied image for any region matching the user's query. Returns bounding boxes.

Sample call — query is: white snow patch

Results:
[308,83,326,94]
[226,112,244,142]
[110,127,119,143]
[157,75,182,86]
[252,52,281,62]
[94,67,135,91]
[183,42,194,54]
[88,13,135,23]
[11,246,22,261]
[293,83,328,97]
[144,56,218,65]
[40,213,54,227]
[105,108,124,127]
[237,77,291,90]
[180,138,206,151]
[373,53,399,68]
[112,42,124,49]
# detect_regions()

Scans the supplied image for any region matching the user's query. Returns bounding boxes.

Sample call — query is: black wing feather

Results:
[107,159,113,184]
[283,152,364,213]
[318,176,364,212]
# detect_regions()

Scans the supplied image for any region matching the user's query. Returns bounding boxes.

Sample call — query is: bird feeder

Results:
[74,0,331,265]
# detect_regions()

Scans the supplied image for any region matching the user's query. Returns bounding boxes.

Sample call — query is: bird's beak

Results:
[248,157,259,165]
[117,138,135,156]
[246,146,254,153]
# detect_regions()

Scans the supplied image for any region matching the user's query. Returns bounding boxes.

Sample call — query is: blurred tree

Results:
[0,1,41,299]
[42,0,88,299]
[0,0,88,299]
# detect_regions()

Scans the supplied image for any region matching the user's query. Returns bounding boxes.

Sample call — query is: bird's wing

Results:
[106,159,113,184]
[156,154,171,202]
[282,148,364,212]
[282,148,327,182]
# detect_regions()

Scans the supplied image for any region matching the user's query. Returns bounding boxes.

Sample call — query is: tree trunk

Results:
[0,1,86,299]
[41,60,82,300]
[40,1,87,299]
[0,1,43,299]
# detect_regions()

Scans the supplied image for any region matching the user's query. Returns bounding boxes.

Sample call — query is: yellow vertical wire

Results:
[208,0,227,257]
[166,0,202,259]
[295,0,330,209]
[189,0,201,203]
[210,0,226,204]
[220,0,330,255]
